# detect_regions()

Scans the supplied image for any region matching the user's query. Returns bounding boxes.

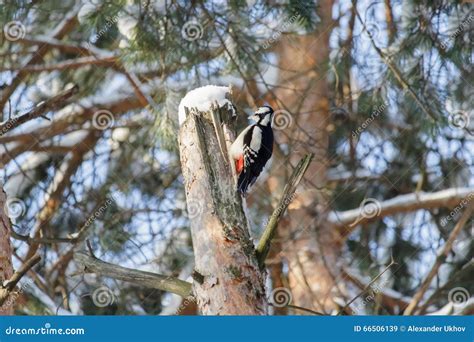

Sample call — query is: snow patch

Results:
[178,85,235,126]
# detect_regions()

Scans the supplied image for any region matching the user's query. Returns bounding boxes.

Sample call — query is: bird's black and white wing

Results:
[237,125,272,194]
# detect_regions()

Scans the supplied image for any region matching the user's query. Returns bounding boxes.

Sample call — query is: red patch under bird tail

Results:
[235,156,244,174]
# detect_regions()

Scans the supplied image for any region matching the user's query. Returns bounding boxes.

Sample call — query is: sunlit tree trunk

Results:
[272,0,343,313]
[178,101,267,315]
[0,186,14,315]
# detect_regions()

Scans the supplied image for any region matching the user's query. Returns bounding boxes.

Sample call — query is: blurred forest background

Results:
[0,0,472,315]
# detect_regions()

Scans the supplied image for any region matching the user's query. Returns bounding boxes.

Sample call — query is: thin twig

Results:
[286,304,324,315]
[86,240,96,259]
[256,154,314,268]
[268,303,324,315]
[0,56,116,72]
[337,255,397,315]
[0,85,79,136]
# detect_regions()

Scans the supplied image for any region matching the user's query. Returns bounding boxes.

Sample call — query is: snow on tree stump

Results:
[178,86,267,315]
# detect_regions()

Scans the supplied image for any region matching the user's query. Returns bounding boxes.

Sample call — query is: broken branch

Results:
[73,252,193,298]
[256,153,314,268]
[0,254,41,307]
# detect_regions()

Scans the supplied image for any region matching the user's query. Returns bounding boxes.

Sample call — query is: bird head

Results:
[251,105,274,126]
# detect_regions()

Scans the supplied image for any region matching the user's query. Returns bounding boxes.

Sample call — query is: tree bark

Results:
[0,185,14,315]
[272,0,341,313]
[178,97,267,315]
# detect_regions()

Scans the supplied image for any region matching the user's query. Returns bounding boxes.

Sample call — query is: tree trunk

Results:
[0,185,14,315]
[178,94,267,315]
[272,0,343,313]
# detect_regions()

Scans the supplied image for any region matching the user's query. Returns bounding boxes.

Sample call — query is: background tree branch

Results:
[403,205,473,315]
[0,85,79,136]
[329,187,474,236]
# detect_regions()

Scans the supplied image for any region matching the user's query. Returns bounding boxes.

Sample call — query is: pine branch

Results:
[403,205,473,315]
[353,1,438,121]
[18,36,106,56]
[417,260,474,314]
[23,132,100,261]
[256,153,314,268]
[0,95,146,167]
[0,85,79,136]
[73,252,193,298]
[0,56,116,72]
[0,8,79,112]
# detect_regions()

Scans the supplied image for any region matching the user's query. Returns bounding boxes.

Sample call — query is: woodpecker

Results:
[230,106,274,195]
